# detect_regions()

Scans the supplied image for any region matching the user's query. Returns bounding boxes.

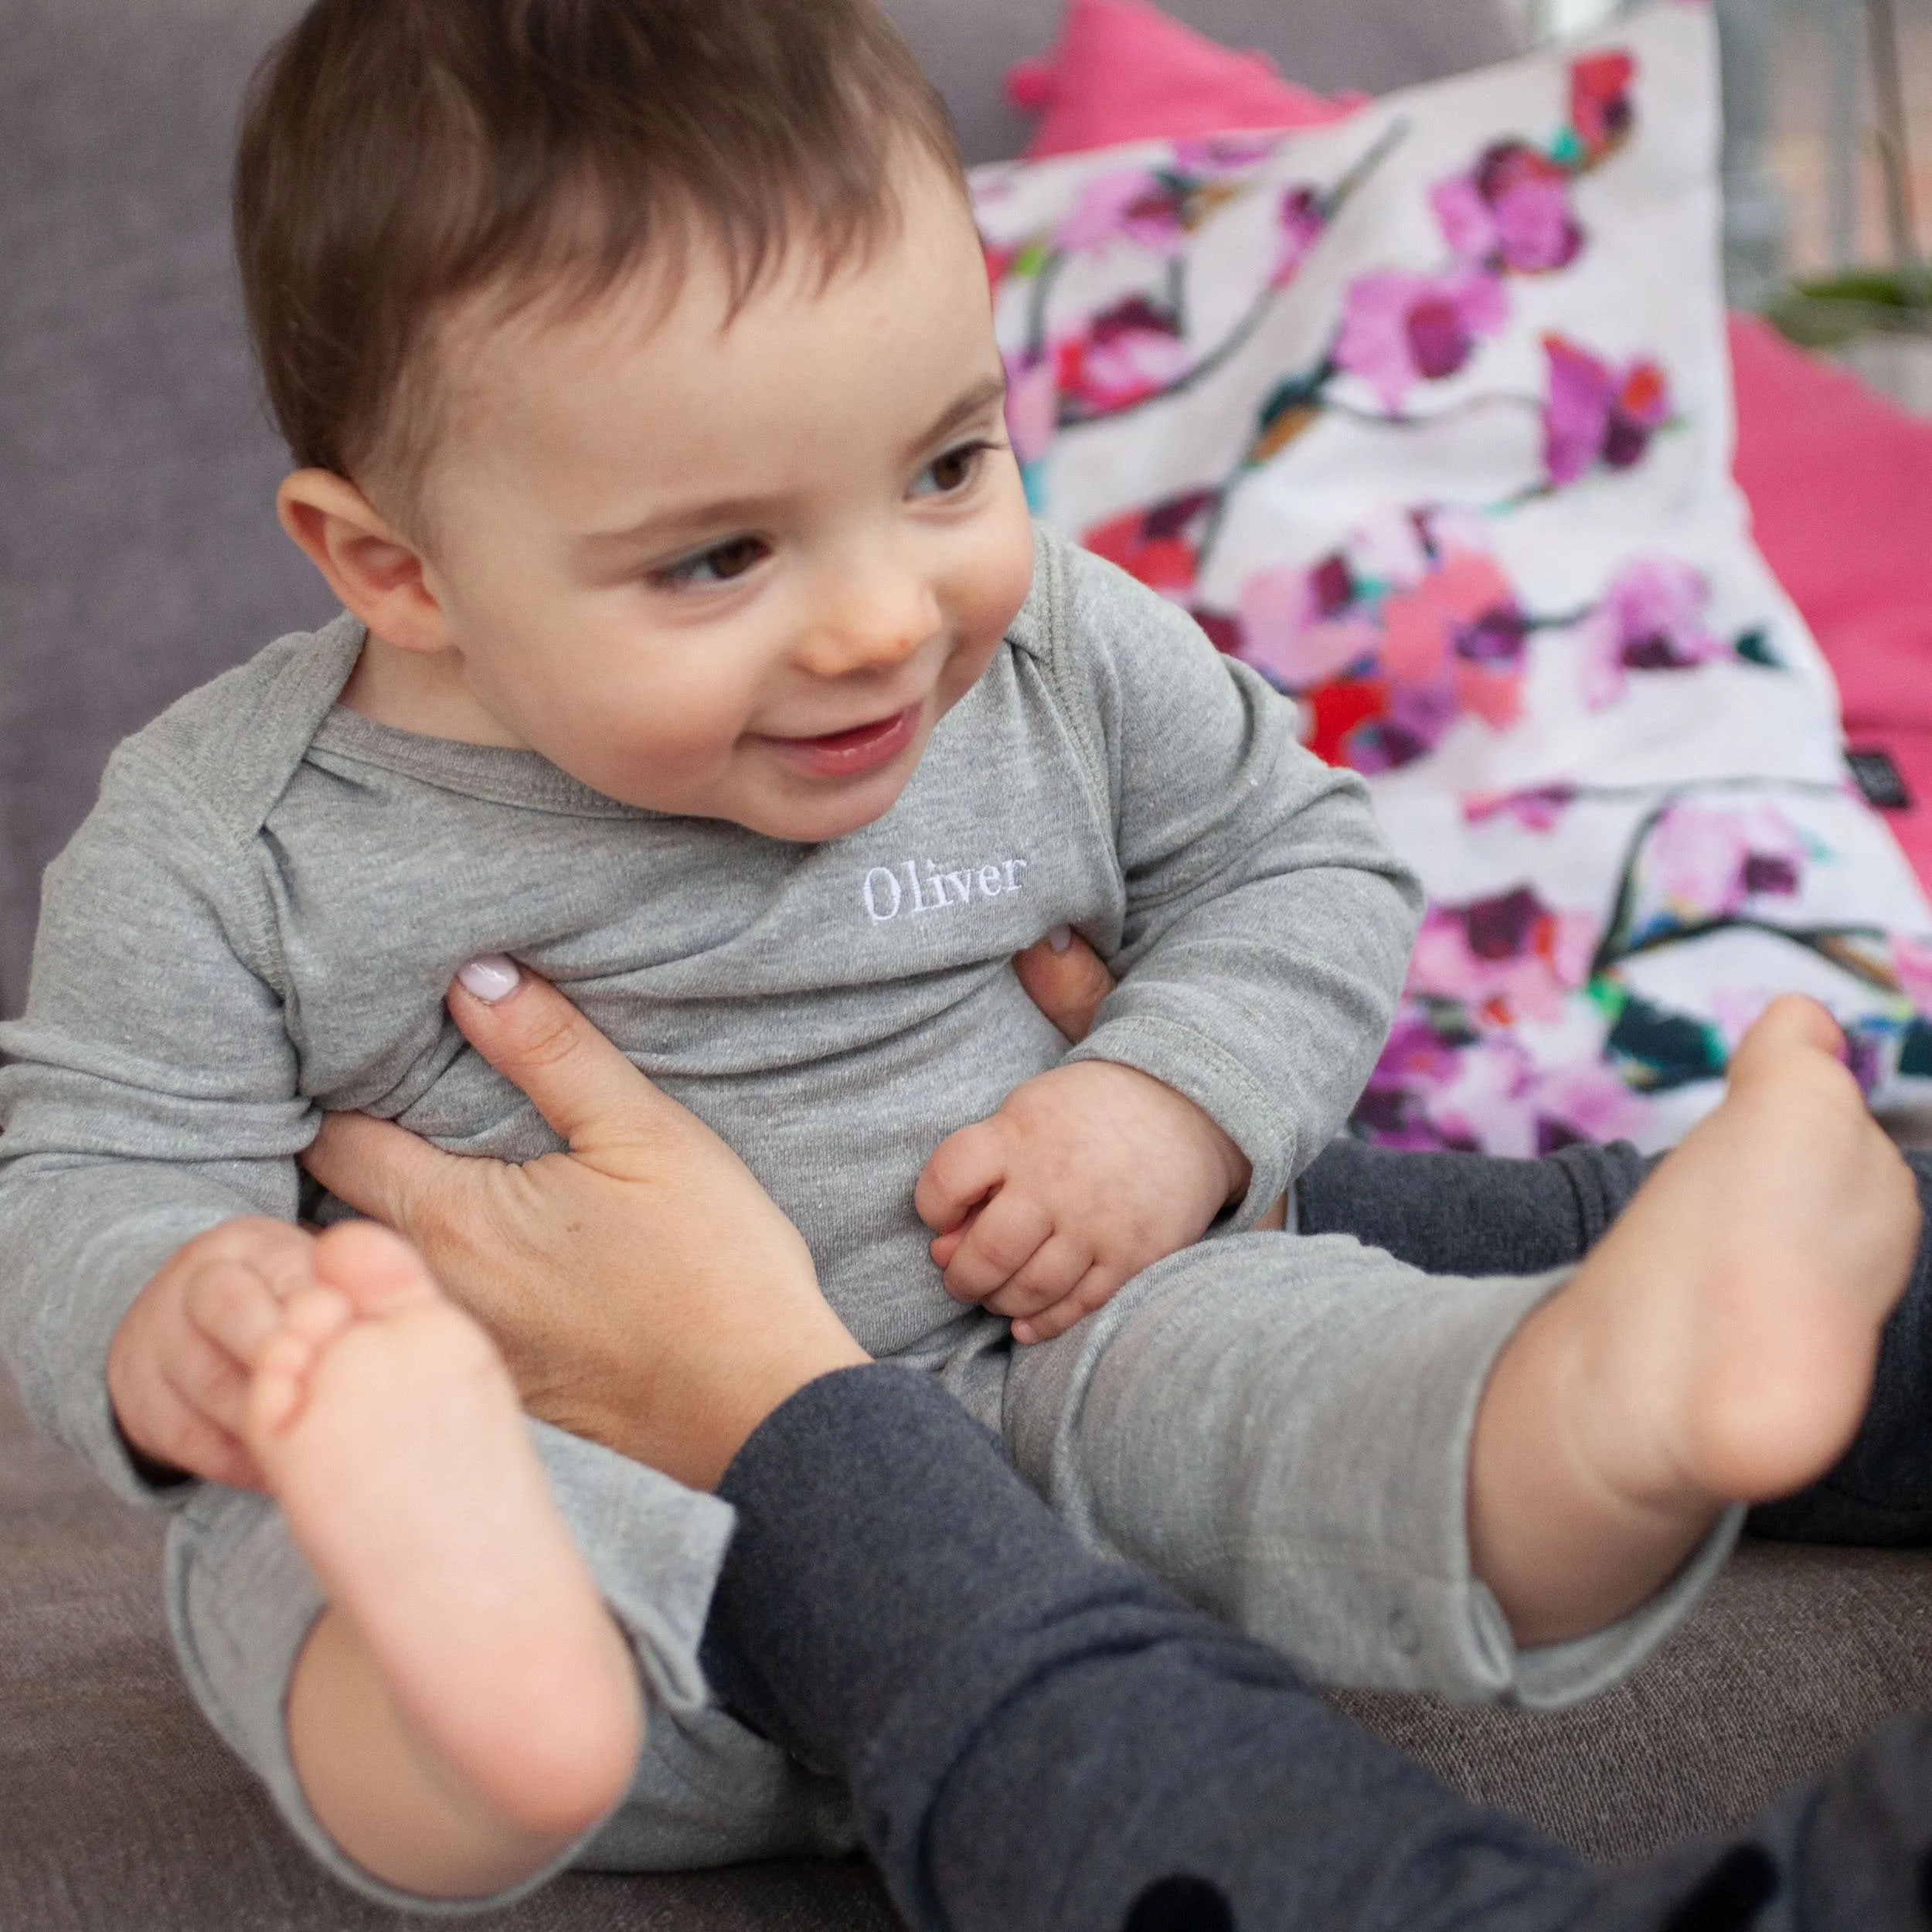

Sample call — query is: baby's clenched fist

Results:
[106,1217,323,1489]
[915,1060,1250,1344]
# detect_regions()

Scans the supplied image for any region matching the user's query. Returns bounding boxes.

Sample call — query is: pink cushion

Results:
[1730,314,1932,887]
[1007,0,1366,160]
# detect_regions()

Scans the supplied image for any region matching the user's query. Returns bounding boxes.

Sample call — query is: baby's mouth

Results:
[760,703,923,781]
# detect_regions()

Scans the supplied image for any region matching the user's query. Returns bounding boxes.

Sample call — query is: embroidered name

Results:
[863,855,1029,923]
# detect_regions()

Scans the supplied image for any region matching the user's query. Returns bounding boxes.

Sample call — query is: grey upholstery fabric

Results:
[881,0,1526,165]
[1334,1543,1932,1867]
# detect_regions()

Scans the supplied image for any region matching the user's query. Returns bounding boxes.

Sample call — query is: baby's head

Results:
[240,0,1035,841]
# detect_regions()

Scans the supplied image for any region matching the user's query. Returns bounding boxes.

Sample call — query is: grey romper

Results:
[0,528,1736,1910]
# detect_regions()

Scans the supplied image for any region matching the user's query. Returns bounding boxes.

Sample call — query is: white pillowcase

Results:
[973,0,1932,1151]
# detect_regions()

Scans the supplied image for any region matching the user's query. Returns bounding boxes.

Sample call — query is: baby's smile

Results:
[753,702,927,782]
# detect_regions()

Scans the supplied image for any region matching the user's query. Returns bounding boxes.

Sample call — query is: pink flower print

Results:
[1432,143,1582,275]
[1051,171,1185,256]
[1172,134,1281,179]
[1340,550,1527,769]
[1891,933,1932,1011]
[1542,337,1672,486]
[1529,1060,1648,1152]
[1408,889,1595,1026]
[1271,186,1326,287]
[1478,144,1583,272]
[1236,557,1379,690]
[1335,269,1509,412]
[1381,552,1525,681]
[1002,352,1059,468]
[1577,555,1724,709]
[1569,51,1636,168]
[1082,488,1220,596]
[1464,784,1577,833]
[1056,296,1189,415]
[1646,802,1805,924]
[1426,1034,1541,1158]
[1355,1014,1484,1150]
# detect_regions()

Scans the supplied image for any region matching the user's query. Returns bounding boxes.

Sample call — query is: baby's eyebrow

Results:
[577,371,1011,561]
[578,492,788,559]
[907,372,1009,460]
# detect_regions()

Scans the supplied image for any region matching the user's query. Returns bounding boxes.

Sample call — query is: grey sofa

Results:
[4,2,1930,1927]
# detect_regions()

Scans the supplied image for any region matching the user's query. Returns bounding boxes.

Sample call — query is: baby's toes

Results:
[245,1328,321,1443]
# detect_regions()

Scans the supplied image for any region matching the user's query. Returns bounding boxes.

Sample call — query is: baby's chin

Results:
[734,766,924,845]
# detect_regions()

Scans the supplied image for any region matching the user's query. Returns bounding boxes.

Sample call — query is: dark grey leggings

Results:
[705,1366,1932,1932]
[1296,1138,1932,1545]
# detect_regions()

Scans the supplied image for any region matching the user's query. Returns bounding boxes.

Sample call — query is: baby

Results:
[0,0,1917,1910]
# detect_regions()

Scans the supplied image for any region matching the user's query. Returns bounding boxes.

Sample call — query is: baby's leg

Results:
[242,1222,642,1900]
[1470,996,1922,1643]
[1004,1230,1653,1704]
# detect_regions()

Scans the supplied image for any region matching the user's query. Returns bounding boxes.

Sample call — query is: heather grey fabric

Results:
[0,527,1419,1505]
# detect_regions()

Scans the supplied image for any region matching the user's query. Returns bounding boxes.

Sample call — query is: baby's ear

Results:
[275,469,451,654]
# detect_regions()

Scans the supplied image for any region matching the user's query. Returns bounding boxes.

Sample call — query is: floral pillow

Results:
[972,0,1932,1154]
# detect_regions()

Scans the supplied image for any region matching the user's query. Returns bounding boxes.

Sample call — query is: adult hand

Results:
[302,959,867,1490]
[1011,928,1116,1044]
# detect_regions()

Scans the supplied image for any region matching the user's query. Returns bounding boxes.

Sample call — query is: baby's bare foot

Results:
[244,1222,641,1846]
[1474,996,1920,1641]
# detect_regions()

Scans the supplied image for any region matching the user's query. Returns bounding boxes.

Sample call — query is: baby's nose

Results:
[795,573,941,679]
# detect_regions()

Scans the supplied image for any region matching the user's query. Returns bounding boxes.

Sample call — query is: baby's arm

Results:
[918,539,1423,1339]
[0,743,312,1500]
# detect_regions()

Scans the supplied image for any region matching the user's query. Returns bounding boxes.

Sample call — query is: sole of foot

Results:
[1564,995,1922,1513]
[244,1220,641,1842]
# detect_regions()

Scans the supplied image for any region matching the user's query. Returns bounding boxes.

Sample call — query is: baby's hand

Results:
[106,1218,321,1489]
[915,1061,1250,1345]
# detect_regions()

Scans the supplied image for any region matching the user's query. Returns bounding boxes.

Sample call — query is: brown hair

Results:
[234,0,961,506]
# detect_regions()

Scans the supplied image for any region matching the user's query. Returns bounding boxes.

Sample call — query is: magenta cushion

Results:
[1730,315,1932,890]
[1006,0,1365,160]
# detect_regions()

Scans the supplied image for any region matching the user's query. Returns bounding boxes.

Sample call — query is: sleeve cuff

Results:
[1064,1013,1294,1229]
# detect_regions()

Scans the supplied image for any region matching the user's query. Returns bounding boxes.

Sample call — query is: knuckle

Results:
[515,1005,584,1073]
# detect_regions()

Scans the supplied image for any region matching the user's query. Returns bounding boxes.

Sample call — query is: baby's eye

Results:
[651,536,770,588]
[911,440,995,498]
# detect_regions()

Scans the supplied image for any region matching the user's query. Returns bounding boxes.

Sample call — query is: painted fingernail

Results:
[457,954,519,1003]
[1047,925,1073,953]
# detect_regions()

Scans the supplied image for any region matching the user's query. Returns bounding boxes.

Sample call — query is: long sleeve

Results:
[0,741,311,1503]
[1040,539,1424,1224]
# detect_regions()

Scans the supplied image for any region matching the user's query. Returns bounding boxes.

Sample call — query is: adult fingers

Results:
[303,1111,475,1241]
[940,1190,1055,1303]
[914,1121,1007,1234]
[445,957,714,1168]
[1012,928,1116,1045]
